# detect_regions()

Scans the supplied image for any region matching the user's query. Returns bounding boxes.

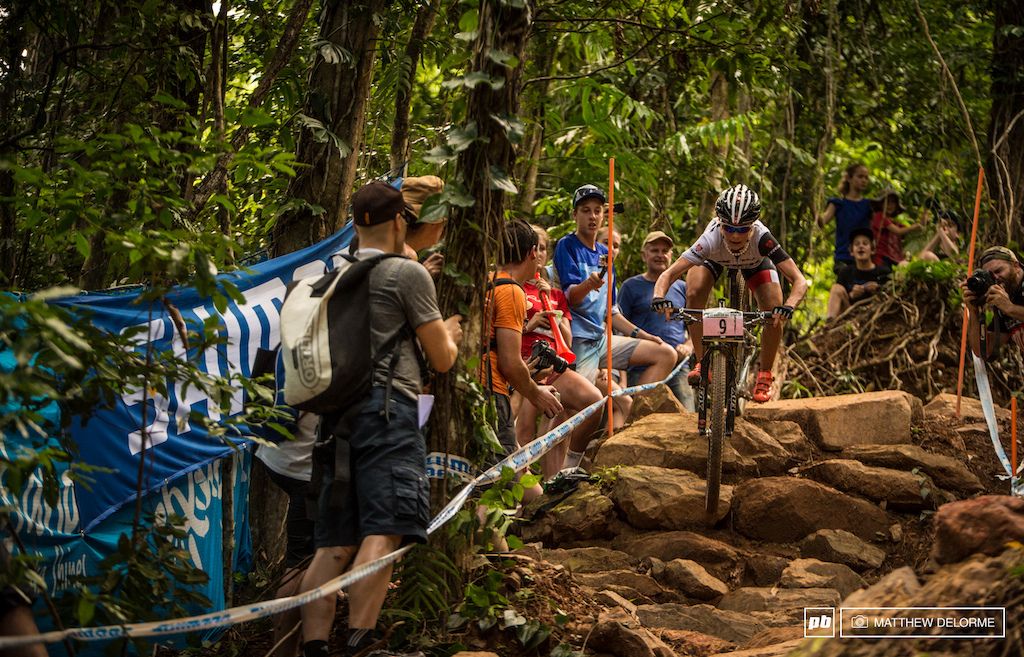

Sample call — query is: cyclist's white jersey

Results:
[681,219,790,270]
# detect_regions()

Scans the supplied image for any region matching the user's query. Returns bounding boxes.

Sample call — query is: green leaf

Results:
[74,233,91,259]
[78,596,95,626]
[458,9,479,32]
[488,166,518,194]
[490,113,525,144]
[487,49,519,68]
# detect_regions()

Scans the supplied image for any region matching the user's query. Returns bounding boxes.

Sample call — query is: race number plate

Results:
[702,307,743,340]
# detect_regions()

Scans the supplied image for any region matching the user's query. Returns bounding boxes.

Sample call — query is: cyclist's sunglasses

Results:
[722,224,752,234]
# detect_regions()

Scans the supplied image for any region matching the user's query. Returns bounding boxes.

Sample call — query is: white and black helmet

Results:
[715,184,761,226]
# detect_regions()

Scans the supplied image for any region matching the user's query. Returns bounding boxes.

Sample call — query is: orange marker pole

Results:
[956,167,985,418]
[606,158,616,441]
[1012,397,1018,483]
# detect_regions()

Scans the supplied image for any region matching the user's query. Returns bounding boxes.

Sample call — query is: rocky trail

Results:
[449,388,1024,657]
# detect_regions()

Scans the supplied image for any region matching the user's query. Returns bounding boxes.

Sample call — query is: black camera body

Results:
[530,340,569,375]
[966,268,997,302]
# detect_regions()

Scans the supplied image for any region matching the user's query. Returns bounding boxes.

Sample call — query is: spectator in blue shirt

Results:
[618,231,694,410]
[553,185,676,393]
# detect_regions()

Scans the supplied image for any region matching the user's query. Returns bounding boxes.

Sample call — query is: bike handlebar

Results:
[669,308,774,326]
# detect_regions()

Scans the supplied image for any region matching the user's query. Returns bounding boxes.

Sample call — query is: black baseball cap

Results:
[352,181,410,226]
[849,227,875,243]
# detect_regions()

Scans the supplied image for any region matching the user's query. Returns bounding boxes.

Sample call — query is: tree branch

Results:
[181,0,316,229]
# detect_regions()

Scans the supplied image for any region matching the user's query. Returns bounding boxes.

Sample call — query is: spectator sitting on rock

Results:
[827,228,892,320]
[918,208,962,263]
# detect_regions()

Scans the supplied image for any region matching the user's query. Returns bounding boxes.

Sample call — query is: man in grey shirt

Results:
[298,182,463,657]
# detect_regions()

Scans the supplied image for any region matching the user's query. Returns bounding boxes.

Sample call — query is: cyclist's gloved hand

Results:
[651,297,675,313]
[772,305,794,320]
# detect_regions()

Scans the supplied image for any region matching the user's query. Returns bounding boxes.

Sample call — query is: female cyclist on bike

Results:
[651,184,808,403]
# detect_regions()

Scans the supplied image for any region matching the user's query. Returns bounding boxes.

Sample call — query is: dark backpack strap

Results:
[482,276,525,391]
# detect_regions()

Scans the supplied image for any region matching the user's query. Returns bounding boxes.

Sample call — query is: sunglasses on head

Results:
[722,224,752,234]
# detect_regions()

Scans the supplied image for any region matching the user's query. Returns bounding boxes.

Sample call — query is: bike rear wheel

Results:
[706,350,728,516]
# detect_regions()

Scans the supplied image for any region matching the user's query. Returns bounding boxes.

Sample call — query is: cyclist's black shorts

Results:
[701,256,781,292]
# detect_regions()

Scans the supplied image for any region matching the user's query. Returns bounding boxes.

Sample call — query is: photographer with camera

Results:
[961,246,1024,358]
[516,226,606,478]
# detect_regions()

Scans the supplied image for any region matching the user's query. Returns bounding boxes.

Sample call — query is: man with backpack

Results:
[295,182,463,657]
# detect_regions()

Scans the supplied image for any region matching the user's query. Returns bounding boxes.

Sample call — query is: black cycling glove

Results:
[772,305,794,320]
[651,297,675,313]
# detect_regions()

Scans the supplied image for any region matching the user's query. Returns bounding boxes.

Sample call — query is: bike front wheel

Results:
[706,349,728,516]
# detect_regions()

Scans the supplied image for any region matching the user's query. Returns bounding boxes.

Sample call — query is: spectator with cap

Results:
[617,230,694,410]
[401,175,447,280]
[962,246,1024,357]
[553,184,676,396]
[826,227,892,320]
[297,181,463,657]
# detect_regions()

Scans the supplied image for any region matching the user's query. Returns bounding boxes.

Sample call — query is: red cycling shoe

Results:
[752,370,774,403]
[687,363,702,386]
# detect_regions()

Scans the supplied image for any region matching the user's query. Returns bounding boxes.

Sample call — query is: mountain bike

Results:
[671,302,773,515]
[726,269,760,417]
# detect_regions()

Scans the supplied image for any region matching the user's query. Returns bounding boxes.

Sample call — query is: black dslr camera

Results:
[529,340,569,375]
[966,268,997,303]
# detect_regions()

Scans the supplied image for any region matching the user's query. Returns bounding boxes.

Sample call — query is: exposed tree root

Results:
[785,278,1024,404]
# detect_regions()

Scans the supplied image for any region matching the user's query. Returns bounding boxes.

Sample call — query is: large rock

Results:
[746,391,922,450]
[799,529,885,572]
[575,570,668,601]
[743,627,805,650]
[627,383,689,422]
[610,466,733,527]
[841,566,921,608]
[797,459,939,511]
[521,483,617,544]
[744,554,791,587]
[924,392,1016,425]
[589,607,678,657]
[718,587,841,614]
[839,444,984,495]
[708,639,805,657]
[743,417,810,461]
[660,559,729,601]
[779,559,866,598]
[732,477,890,543]
[931,495,1024,564]
[623,532,744,583]
[594,414,793,478]
[636,603,765,645]
[541,547,638,573]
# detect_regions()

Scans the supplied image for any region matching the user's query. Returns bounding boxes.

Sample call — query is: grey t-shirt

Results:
[361,252,442,401]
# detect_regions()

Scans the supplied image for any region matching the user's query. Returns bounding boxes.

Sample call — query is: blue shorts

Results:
[314,387,429,548]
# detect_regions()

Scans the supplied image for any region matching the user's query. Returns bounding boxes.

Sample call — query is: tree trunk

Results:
[697,72,731,222]
[518,33,556,214]
[273,0,389,257]
[988,0,1024,245]
[390,3,438,172]
[427,0,533,585]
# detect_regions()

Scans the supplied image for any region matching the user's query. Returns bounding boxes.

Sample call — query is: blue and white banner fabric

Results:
[52,226,352,531]
[972,355,1023,496]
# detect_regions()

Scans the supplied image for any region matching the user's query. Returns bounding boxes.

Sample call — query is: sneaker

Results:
[687,363,702,386]
[752,370,774,403]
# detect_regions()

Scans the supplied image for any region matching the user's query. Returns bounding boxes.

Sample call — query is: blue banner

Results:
[54,226,352,531]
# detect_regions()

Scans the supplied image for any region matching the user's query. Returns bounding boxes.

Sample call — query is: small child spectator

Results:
[827,227,892,320]
[918,208,962,262]
[870,190,921,268]
[817,162,872,274]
